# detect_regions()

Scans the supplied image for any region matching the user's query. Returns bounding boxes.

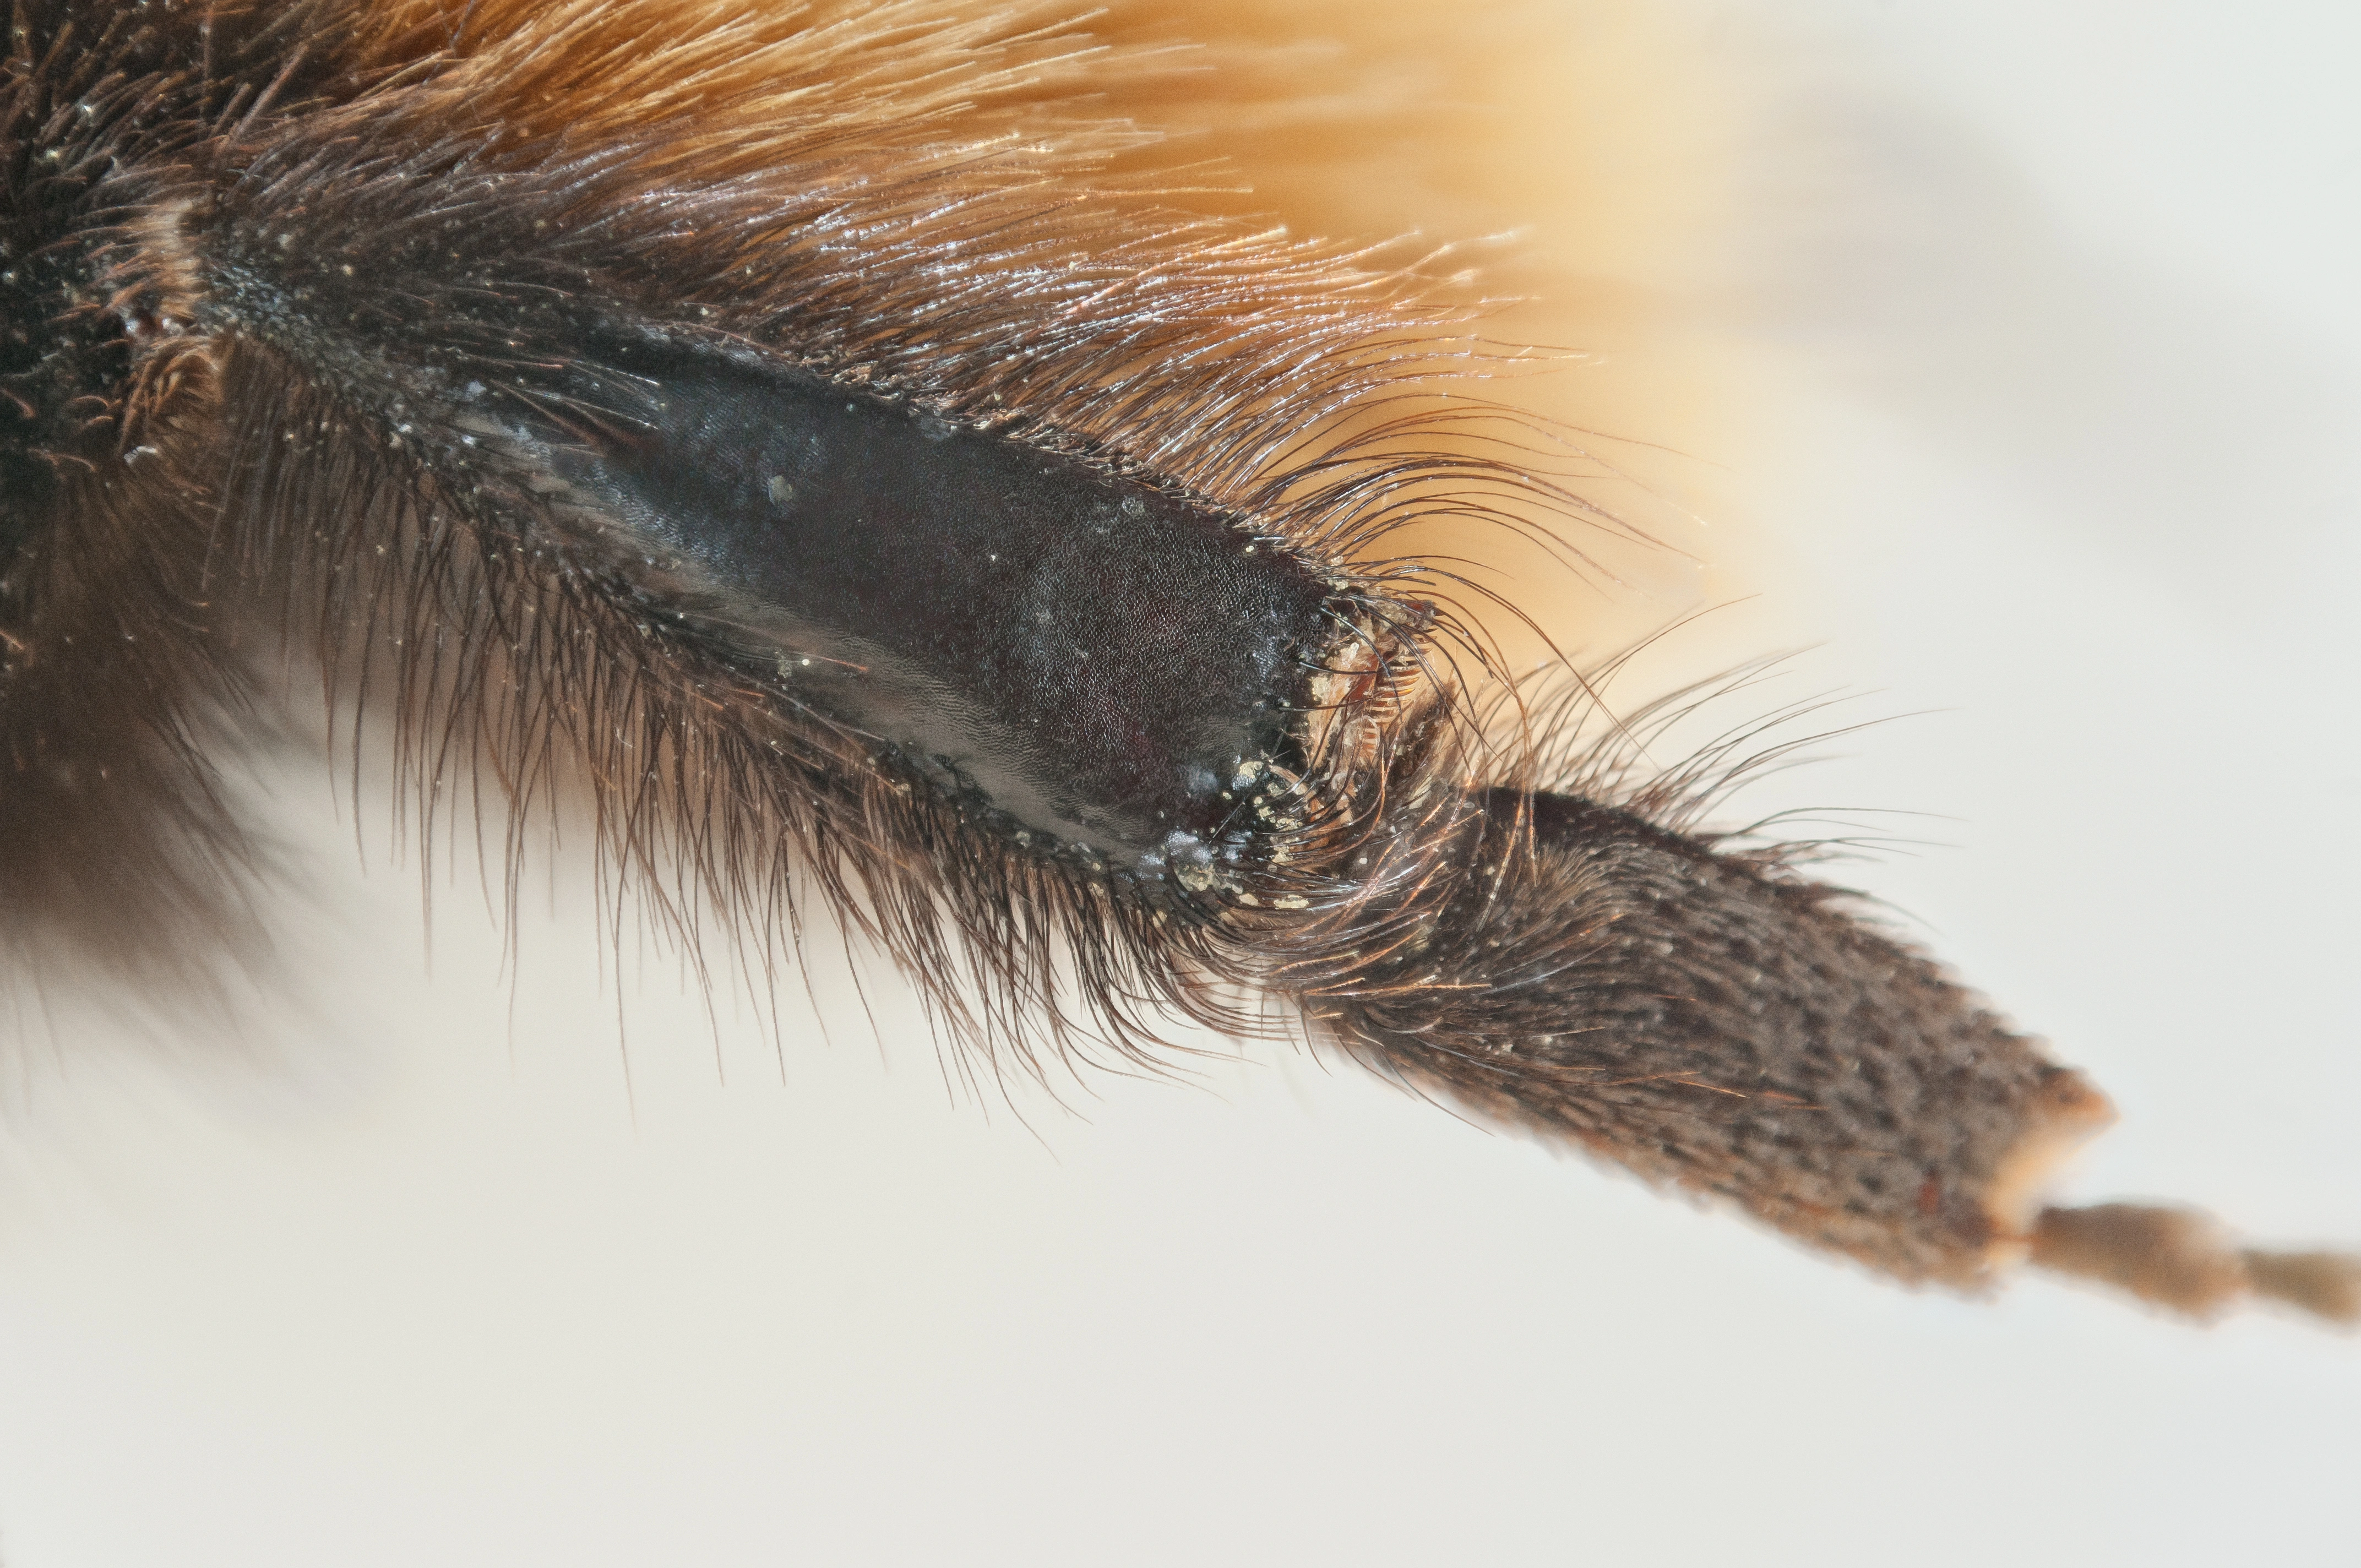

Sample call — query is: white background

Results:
[3,3,2357,1564]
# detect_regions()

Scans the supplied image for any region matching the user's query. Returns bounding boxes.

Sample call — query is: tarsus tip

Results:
[2027,1203,2361,1329]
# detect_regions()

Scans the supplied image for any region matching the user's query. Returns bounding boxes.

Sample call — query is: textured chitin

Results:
[5,0,2346,1321]
[518,336,1341,865]
[1320,793,2101,1273]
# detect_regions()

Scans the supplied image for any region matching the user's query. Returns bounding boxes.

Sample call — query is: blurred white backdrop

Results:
[2,3,2356,1565]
